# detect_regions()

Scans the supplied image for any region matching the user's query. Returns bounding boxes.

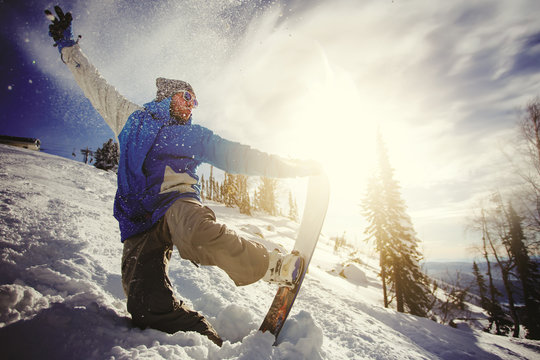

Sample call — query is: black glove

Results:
[45,6,77,51]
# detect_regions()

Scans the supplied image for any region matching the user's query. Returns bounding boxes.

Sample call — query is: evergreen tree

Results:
[258,176,278,215]
[363,174,390,308]
[222,173,237,207]
[435,271,470,325]
[475,203,517,336]
[472,260,512,335]
[515,97,540,237]
[218,183,224,203]
[472,261,489,310]
[362,132,431,316]
[208,166,215,201]
[94,138,119,171]
[252,189,260,211]
[200,174,206,201]
[488,195,521,337]
[507,203,540,339]
[332,232,348,254]
[231,174,251,215]
[288,191,299,222]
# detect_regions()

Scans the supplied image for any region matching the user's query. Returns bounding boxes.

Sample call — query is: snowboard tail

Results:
[259,174,330,342]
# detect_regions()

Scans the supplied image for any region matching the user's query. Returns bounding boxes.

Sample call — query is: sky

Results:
[1,0,540,261]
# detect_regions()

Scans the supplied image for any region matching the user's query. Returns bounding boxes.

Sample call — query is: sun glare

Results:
[284,64,378,197]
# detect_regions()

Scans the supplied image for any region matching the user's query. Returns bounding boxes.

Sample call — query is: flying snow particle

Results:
[8,85,13,90]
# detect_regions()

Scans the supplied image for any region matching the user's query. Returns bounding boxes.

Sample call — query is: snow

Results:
[1,144,539,359]
[333,262,369,286]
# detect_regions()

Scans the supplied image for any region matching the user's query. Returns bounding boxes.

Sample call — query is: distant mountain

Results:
[423,261,525,305]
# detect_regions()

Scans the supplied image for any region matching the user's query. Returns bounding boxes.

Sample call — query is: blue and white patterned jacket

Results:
[115,97,308,240]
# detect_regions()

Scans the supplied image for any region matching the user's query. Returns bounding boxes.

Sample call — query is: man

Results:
[46,7,321,346]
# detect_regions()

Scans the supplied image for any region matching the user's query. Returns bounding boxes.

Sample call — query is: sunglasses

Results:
[181,91,198,108]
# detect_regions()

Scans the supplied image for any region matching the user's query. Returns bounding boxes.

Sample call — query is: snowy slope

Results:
[0,144,539,360]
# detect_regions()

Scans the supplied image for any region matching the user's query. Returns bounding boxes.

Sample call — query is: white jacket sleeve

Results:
[61,45,142,138]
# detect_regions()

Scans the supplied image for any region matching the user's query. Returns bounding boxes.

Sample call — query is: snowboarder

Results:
[46,6,320,346]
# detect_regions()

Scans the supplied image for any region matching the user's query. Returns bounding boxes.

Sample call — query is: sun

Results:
[280,65,378,198]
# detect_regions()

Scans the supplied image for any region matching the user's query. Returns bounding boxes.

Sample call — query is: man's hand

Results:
[45,6,78,52]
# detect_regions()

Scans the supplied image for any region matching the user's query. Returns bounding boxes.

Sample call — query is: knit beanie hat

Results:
[155,77,195,102]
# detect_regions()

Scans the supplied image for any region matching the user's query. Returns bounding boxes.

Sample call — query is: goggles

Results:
[181,91,198,108]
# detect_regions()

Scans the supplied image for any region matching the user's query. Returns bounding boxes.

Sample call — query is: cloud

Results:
[508,31,540,76]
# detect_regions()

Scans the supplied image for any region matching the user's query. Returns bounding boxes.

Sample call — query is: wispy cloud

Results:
[508,31,540,76]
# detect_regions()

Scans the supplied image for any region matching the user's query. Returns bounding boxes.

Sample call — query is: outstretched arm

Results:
[60,45,142,137]
[150,123,323,178]
[46,6,141,138]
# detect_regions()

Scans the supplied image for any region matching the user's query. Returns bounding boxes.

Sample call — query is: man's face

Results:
[170,91,197,123]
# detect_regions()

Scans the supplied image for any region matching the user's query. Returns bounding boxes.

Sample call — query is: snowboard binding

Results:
[263,249,304,288]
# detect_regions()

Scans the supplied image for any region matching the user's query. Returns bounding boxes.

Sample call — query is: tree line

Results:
[92,140,299,221]
[75,138,119,170]
[200,167,298,221]
[468,97,540,339]
[360,96,540,339]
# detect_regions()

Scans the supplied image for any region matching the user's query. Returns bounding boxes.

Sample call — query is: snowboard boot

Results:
[263,249,304,288]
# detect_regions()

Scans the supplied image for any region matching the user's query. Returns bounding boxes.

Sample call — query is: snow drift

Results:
[0,144,539,359]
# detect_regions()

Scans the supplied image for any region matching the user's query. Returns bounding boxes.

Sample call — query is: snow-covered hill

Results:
[1,144,538,359]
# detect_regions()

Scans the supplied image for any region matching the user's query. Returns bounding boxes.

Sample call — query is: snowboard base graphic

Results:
[259,174,330,343]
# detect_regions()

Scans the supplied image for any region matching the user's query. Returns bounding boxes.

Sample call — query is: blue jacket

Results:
[114,97,308,241]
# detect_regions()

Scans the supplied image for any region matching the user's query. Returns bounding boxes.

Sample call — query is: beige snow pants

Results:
[121,198,268,345]
[165,198,269,285]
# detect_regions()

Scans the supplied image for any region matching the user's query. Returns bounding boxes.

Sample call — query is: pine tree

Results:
[488,195,521,337]
[363,174,390,308]
[435,271,470,325]
[200,174,206,201]
[333,232,348,254]
[222,173,237,207]
[234,174,251,215]
[218,183,224,203]
[507,203,540,339]
[472,261,489,310]
[515,97,540,235]
[94,139,119,171]
[362,132,431,316]
[288,191,298,222]
[472,260,511,335]
[252,189,260,211]
[258,176,278,216]
[208,166,215,201]
[475,204,516,336]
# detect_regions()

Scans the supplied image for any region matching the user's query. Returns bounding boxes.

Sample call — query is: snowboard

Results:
[259,173,330,343]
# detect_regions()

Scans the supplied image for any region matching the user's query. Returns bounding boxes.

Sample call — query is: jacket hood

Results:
[144,97,192,125]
